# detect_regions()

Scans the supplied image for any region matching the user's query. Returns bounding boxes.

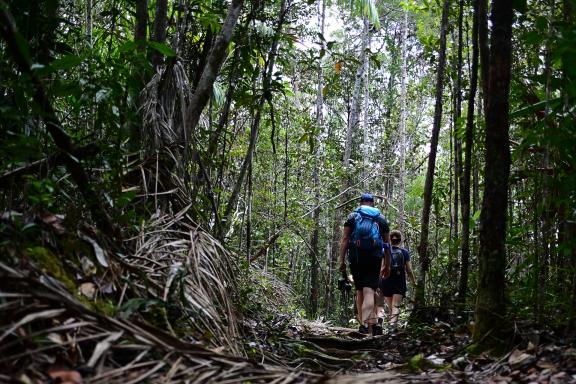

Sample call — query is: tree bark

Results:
[309,0,325,317]
[86,0,93,45]
[135,0,148,46]
[458,0,480,309]
[414,0,450,311]
[151,0,168,67]
[398,11,409,233]
[478,0,489,110]
[343,17,369,171]
[474,0,513,344]
[186,0,244,138]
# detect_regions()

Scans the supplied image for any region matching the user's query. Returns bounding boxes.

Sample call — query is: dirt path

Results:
[271,321,576,383]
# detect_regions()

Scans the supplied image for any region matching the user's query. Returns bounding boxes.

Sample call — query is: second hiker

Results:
[339,193,392,335]
[379,229,416,326]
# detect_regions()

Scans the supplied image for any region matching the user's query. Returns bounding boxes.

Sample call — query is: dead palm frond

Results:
[123,205,243,355]
[140,60,190,154]
[0,261,321,384]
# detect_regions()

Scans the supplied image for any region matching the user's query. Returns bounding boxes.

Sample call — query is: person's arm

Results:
[339,226,352,278]
[405,258,416,286]
[380,231,391,278]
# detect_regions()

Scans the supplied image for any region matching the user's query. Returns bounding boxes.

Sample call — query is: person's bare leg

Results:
[355,290,363,324]
[384,296,393,323]
[361,287,375,328]
[390,294,403,325]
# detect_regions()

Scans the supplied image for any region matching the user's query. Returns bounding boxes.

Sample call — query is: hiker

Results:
[379,229,416,326]
[339,193,391,335]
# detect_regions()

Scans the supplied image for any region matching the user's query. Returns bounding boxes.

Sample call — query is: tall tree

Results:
[151,0,168,67]
[343,16,369,171]
[474,0,513,343]
[186,0,244,139]
[222,0,287,235]
[310,0,325,317]
[458,0,480,308]
[414,0,450,310]
[398,11,408,233]
[134,0,148,45]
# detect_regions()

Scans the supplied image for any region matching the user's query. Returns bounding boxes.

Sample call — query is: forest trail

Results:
[274,320,576,383]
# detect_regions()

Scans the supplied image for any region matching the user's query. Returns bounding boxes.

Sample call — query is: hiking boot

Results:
[358,324,369,335]
[372,323,383,336]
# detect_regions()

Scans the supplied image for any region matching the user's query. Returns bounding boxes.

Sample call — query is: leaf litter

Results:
[1,210,576,383]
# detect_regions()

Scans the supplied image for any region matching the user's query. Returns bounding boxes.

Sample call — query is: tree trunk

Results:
[186,0,244,139]
[474,0,513,344]
[309,0,325,317]
[453,0,464,272]
[151,0,168,67]
[478,0,489,110]
[343,16,369,171]
[458,0,480,310]
[398,11,408,233]
[134,0,148,46]
[362,17,370,187]
[86,0,93,45]
[414,0,450,311]
[222,0,287,235]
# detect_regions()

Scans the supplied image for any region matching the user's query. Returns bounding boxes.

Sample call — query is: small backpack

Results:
[391,247,405,276]
[350,206,383,252]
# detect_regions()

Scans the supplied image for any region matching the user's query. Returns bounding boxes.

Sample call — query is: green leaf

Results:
[148,41,176,57]
[119,41,139,53]
[50,55,83,72]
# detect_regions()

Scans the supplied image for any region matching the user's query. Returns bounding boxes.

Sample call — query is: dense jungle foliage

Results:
[1,0,576,379]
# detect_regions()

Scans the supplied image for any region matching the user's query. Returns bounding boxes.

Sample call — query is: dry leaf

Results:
[335,61,342,74]
[41,213,66,234]
[78,282,96,300]
[508,349,535,368]
[80,256,96,276]
[78,232,108,268]
[48,369,82,384]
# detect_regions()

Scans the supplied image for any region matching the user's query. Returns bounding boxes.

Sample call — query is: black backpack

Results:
[390,247,405,276]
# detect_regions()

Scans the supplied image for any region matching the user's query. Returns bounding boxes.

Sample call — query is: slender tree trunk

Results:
[362,19,370,187]
[222,0,287,234]
[186,0,244,138]
[414,0,450,311]
[135,0,148,46]
[86,0,93,45]
[309,0,325,317]
[398,11,408,233]
[151,0,168,67]
[478,0,489,111]
[343,16,369,171]
[474,0,513,344]
[246,161,253,259]
[538,10,555,324]
[458,0,480,310]
[453,0,464,274]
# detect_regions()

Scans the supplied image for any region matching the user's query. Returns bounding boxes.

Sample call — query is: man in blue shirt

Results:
[339,193,391,335]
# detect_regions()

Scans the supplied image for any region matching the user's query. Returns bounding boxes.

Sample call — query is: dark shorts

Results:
[349,249,382,290]
[379,271,407,297]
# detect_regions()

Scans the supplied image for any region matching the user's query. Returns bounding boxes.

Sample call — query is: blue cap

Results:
[360,193,374,202]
